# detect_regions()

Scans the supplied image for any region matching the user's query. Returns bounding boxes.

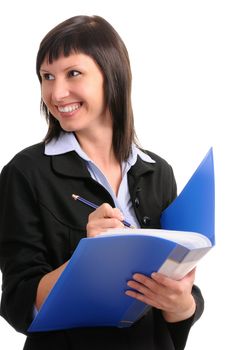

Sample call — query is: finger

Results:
[151,272,177,288]
[87,217,124,237]
[125,286,163,309]
[151,271,196,305]
[132,273,158,291]
[127,279,153,297]
[127,274,161,300]
[130,273,177,304]
[132,273,168,293]
[112,207,125,221]
[126,278,179,311]
[185,267,196,281]
[125,289,157,306]
[126,274,181,310]
[151,267,196,285]
[89,203,124,221]
[88,203,112,220]
[100,203,124,221]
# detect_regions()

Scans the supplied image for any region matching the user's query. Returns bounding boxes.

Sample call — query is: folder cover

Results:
[28,148,215,332]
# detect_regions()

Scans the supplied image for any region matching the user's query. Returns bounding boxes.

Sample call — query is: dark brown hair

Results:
[36,15,137,162]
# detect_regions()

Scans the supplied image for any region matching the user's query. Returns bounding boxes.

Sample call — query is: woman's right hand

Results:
[36,204,124,309]
[86,203,125,237]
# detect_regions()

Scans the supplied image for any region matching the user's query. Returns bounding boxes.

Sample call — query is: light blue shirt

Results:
[45,132,155,228]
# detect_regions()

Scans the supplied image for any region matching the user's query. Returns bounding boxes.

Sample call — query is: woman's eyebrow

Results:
[40,64,83,73]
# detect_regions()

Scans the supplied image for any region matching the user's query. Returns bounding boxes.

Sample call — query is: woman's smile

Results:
[57,102,82,114]
[40,53,110,134]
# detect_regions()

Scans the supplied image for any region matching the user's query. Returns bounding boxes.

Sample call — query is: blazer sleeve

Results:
[165,284,204,350]
[0,160,53,334]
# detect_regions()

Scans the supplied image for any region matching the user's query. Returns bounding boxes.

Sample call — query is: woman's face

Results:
[40,52,111,135]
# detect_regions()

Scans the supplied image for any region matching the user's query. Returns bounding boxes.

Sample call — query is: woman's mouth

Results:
[57,103,82,113]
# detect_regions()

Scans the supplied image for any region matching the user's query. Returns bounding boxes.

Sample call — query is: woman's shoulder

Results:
[139,148,173,169]
[2,142,46,172]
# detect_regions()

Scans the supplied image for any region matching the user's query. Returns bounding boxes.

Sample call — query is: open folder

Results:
[28,148,215,332]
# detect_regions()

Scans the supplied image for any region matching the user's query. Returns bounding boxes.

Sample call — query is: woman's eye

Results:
[68,70,80,78]
[42,73,55,81]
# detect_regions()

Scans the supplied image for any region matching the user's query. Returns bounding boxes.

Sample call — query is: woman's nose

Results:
[52,79,70,102]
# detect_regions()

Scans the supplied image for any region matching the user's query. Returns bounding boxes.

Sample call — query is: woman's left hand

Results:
[125,268,196,323]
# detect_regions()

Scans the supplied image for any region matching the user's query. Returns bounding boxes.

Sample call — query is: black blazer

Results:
[0,143,204,350]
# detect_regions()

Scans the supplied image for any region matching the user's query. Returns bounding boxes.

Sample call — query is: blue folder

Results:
[161,148,215,245]
[28,148,215,332]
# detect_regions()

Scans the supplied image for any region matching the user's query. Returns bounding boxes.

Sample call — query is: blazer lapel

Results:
[51,151,91,179]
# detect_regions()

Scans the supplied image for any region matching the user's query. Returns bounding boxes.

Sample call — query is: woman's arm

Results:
[35,262,68,310]
[36,203,124,309]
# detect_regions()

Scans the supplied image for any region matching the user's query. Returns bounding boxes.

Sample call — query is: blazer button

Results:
[142,216,151,226]
[134,197,140,207]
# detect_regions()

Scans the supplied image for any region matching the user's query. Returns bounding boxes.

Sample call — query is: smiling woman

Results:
[36,15,134,163]
[0,15,204,350]
[40,53,108,136]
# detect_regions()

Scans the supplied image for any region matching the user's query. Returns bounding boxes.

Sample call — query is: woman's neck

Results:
[74,130,122,195]
[75,128,116,164]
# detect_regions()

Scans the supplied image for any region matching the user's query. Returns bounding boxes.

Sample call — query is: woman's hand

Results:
[86,203,125,237]
[126,268,196,323]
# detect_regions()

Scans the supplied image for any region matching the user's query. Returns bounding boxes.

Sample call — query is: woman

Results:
[0,15,203,350]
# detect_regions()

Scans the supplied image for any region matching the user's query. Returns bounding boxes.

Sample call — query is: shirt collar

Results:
[45,132,155,165]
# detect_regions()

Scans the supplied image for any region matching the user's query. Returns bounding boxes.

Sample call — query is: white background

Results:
[0,0,231,349]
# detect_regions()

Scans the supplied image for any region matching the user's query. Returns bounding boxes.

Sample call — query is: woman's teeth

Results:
[58,104,81,113]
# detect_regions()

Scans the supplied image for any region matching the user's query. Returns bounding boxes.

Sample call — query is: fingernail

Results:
[119,214,124,221]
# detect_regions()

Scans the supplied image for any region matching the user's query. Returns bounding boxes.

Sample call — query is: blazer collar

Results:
[51,151,156,180]
[51,151,91,179]
[129,154,156,179]
[46,132,156,179]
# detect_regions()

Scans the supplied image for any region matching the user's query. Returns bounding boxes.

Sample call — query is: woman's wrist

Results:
[162,295,196,323]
